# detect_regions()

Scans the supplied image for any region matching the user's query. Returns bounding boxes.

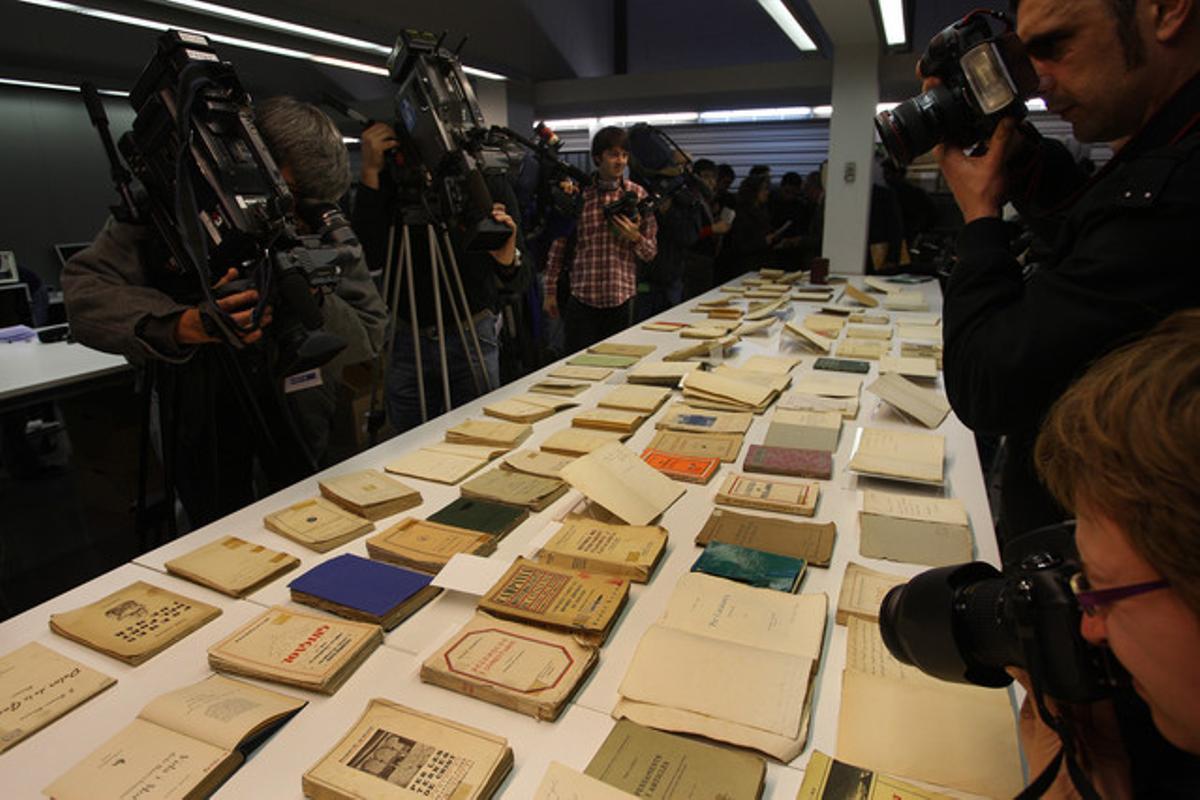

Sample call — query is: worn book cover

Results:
[814,356,870,374]
[589,342,655,358]
[477,558,629,645]
[845,323,893,340]
[626,360,699,386]
[866,373,951,429]
[848,427,945,486]
[560,441,686,526]
[288,554,439,631]
[427,496,529,538]
[165,535,299,597]
[501,449,576,479]
[859,490,973,566]
[303,698,512,800]
[656,403,753,435]
[366,517,496,574]
[483,393,576,423]
[844,282,880,308]
[836,562,908,625]
[536,516,668,582]
[0,642,115,753]
[695,508,836,567]
[460,468,568,511]
[646,429,744,463]
[263,496,374,553]
[640,447,720,485]
[49,581,221,666]
[385,447,490,485]
[550,364,614,381]
[318,469,422,521]
[445,418,532,448]
[766,408,843,453]
[836,338,890,360]
[540,427,628,457]
[777,391,861,420]
[743,444,833,480]
[208,606,382,695]
[585,719,765,800]
[849,311,891,325]
[715,473,820,517]
[599,384,671,414]
[879,355,939,380]
[529,379,591,397]
[420,612,598,721]
[791,373,863,398]
[567,352,640,369]
[572,407,647,434]
[691,541,806,593]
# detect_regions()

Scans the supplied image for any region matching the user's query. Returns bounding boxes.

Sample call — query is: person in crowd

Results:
[352,121,529,434]
[542,126,658,353]
[929,0,1200,542]
[1024,308,1200,797]
[727,173,806,281]
[682,158,732,298]
[715,163,737,211]
[63,97,388,527]
[769,171,813,235]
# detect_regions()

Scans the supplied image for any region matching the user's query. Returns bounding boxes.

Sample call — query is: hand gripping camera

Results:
[875,10,1039,167]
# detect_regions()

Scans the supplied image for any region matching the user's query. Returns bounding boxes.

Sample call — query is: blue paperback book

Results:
[690,541,807,593]
[289,554,438,629]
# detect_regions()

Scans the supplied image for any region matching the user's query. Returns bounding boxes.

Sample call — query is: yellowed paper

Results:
[367,518,494,573]
[318,469,418,512]
[263,496,374,550]
[646,429,743,462]
[502,449,576,479]
[792,373,863,398]
[541,428,628,456]
[535,762,638,800]
[783,320,834,353]
[385,449,488,484]
[139,674,304,752]
[559,442,685,525]
[572,407,646,432]
[777,391,861,419]
[844,283,880,307]
[880,355,939,379]
[797,751,957,800]
[445,418,531,448]
[682,370,773,408]
[849,428,945,485]
[550,364,613,381]
[845,323,893,340]
[740,354,801,375]
[165,535,299,597]
[836,562,908,625]
[537,517,666,581]
[837,339,890,360]
[867,373,951,429]
[0,642,115,753]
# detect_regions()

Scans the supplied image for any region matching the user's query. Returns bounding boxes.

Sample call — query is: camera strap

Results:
[1016,684,1104,800]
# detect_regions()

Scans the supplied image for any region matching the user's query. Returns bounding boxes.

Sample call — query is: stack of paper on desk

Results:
[681,369,776,412]
[765,407,843,452]
[445,418,532,448]
[50,581,221,666]
[880,355,939,379]
[867,373,951,429]
[460,467,569,511]
[560,441,686,525]
[0,643,115,753]
[784,320,835,353]
[696,508,836,567]
[386,442,508,484]
[836,561,908,625]
[598,384,672,414]
[541,427,629,456]
[208,606,381,695]
[501,448,575,479]
[483,392,577,423]
[646,429,744,462]
[263,496,374,552]
[535,516,668,582]
[804,312,848,336]
[836,618,1024,798]
[859,489,973,566]
[318,468,422,520]
[288,553,439,630]
[572,407,647,435]
[366,517,496,574]
[848,427,946,486]
[613,573,828,761]
[551,364,614,381]
[626,360,700,386]
[836,338,890,360]
[715,472,820,517]
[656,403,753,435]
[421,611,598,721]
[165,535,299,597]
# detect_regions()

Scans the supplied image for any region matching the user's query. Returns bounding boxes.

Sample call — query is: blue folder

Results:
[288,554,433,616]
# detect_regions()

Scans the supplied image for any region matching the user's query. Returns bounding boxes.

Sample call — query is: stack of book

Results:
[696,507,837,568]
[318,468,422,520]
[263,497,374,552]
[572,407,647,435]
[367,517,496,573]
[535,516,668,582]
[598,384,672,415]
[165,535,299,597]
[445,418,532,449]
[680,369,781,413]
[288,554,439,630]
[459,467,569,511]
[482,393,578,423]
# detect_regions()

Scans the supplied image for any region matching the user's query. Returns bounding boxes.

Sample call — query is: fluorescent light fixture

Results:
[755,0,817,52]
[342,136,361,144]
[0,77,128,96]
[539,118,597,131]
[875,102,899,114]
[877,0,907,46]
[1025,98,1047,112]
[598,112,700,127]
[699,106,813,122]
[813,105,833,117]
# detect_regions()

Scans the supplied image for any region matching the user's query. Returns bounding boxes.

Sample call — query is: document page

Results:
[560,442,684,526]
[139,674,304,752]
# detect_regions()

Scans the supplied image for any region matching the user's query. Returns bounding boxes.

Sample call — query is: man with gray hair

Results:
[63,96,387,528]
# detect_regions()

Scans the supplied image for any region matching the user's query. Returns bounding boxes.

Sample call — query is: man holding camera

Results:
[64,97,387,528]
[542,126,658,353]
[930,0,1200,541]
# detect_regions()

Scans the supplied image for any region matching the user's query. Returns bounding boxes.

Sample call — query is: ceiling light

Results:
[699,107,813,122]
[598,112,700,127]
[0,77,128,96]
[755,0,817,52]
[539,118,597,131]
[877,0,907,47]
[814,105,833,117]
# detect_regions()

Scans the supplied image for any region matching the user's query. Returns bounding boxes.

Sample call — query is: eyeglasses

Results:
[1069,571,1169,616]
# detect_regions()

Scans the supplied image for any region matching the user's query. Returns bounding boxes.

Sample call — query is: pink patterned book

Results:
[743,445,833,480]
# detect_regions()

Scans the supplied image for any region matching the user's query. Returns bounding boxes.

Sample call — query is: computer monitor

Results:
[53,242,91,269]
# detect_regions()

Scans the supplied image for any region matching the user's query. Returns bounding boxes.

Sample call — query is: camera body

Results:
[602,190,647,224]
[880,522,1126,703]
[875,10,1038,167]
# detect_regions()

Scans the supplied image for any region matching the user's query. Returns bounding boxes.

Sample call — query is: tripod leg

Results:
[367,219,400,445]
[427,226,453,413]
[430,229,483,399]
[440,229,495,393]
[402,227,429,424]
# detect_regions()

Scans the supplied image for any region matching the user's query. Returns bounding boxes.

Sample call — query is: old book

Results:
[49,581,221,666]
[477,557,629,645]
[896,323,942,342]
[536,516,668,582]
[695,508,836,567]
[681,370,773,410]
[867,373,951,429]
[288,554,439,630]
[696,297,734,307]
[797,750,956,800]
[501,449,576,479]
[420,612,597,721]
[804,312,847,336]
[794,290,835,301]
[626,360,701,386]
[766,408,843,452]
[613,573,827,761]
[705,306,743,320]
[743,444,833,479]
[0,642,115,753]
[879,355,939,380]
[590,342,655,358]
[836,561,908,625]
[560,442,685,526]
[483,393,577,423]
[900,340,944,369]
[367,517,496,573]
[813,356,870,374]
[541,427,628,457]
[744,295,788,320]
[882,291,929,311]
[599,384,671,414]
[551,364,616,381]
[845,323,893,340]
[641,320,690,332]
[849,311,891,325]
[318,469,422,521]
[529,378,591,397]
[385,442,503,485]
[165,535,299,597]
[783,320,834,353]
[445,418,531,448]
[461,468,569,511]
[679,324,736,340]
[646,429,744,462]
[691,541,806,593]
[44,675,305,800]
[791,373,863,398]
[864,276,897,294]
[848,427,945,486]
[836,338,890,360]
[567,352,640,369]
[303,698,512,800]
[535,762,638,799]
[712,363,791,391]
[820,303,858,316]
[427,496,529,538]
[844,282,880,308]
[662,333,739,362]
[656,403,753,435]
[859,489,973,566]
[572,407,647,435]
[208,606,382,695]
[585,719,765,799]
[715,473,820,517]
[740,354,801,375]
[777,391,860,420]
[641,448,721,485]
[734,317,776,337]
[263,496,374,552]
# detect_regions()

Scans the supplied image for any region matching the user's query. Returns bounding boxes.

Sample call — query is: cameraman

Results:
[63,97,387,527]
[1025,308,1200,797]
[930,0,1200,540]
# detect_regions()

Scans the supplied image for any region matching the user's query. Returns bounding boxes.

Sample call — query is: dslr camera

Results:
[875,10,1039,167]
[880,522,1126,703]
[603,190,652,224]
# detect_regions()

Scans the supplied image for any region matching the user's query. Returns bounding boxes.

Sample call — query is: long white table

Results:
[0,337,131,410]
[0,275,1012,798]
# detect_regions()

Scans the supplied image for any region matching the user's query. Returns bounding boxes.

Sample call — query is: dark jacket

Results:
[945,72,1200,540]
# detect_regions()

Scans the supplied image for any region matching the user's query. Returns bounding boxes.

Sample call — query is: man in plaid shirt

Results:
[543,126,658,353]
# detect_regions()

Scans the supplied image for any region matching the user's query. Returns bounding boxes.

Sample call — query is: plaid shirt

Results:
[545,177,658,308]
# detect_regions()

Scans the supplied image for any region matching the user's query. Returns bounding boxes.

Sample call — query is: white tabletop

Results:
[0,274,1012,798]
[0,337,131,404]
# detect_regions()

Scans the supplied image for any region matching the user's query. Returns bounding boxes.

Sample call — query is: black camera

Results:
[879,522,1126,703]
[875,10,1039,167]
[603,190,650,223]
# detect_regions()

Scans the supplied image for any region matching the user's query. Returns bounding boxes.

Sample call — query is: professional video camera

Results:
[879,521,1126,704]
[83,30,354,376]
[874,10,1039,167]
[625,122,712,219]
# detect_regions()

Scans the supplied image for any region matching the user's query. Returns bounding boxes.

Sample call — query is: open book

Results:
[44,675,305,800]
[560,442,685,526]
[0,642,115,753]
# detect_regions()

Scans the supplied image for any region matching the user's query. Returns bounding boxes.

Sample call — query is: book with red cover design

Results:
[641,448,721,485]
[743,445,833,480]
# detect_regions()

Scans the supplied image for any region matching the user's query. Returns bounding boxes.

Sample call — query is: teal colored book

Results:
[427,496,528,538]
[690,541,807,593]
